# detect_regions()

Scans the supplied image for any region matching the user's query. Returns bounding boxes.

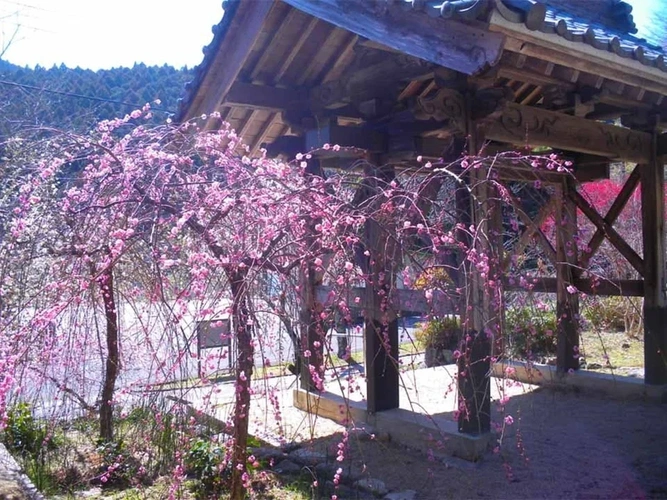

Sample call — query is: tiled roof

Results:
[496,0,667,72]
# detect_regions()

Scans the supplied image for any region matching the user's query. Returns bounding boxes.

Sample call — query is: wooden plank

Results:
[185,1,275,124]
[569,188,645,276]
[282,0,504,75]
[579,165,641,271]
[640,155,667,385]
[555,180,580,373]
[485,102,652,163]
[503,277,644,296]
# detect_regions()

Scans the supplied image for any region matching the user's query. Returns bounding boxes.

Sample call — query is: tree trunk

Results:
[98,264,119,443]
[228,269,253,500]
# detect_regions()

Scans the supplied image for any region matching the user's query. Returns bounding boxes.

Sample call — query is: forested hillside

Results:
[0,60,192,137]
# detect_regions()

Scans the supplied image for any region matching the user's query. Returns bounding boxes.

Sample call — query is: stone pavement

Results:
[0,443,43,500]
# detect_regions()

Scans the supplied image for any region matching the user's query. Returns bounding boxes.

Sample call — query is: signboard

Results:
[196,319,231,349]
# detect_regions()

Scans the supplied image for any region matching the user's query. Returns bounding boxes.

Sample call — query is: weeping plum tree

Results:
[0,106,578,497]
[0,110,342,496]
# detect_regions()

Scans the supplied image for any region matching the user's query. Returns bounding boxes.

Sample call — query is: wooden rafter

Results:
[521,85,542,105]
[236,109,258,141]
[250,113,281,153]
[568,188,644,276]
[249,7,297,82]
[503,194,557,271]
[296,25,339,85]
[321,32,358,84]
[398,80,424,102]
[274,16,319,83]
[505,190,558,267]
[579,165,641,271]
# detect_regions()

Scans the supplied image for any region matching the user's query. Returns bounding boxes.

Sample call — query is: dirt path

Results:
[278,385,665,500]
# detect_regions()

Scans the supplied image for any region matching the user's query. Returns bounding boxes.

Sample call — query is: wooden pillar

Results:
[364,165,400,413]
[641,143,667,385]
[457,108,493,435]
[299,161,326,391]
[556,178,580,373]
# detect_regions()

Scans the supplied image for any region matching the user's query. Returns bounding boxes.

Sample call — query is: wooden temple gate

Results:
[178,0,667,439]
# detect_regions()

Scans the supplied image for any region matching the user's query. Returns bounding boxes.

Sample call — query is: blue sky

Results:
[0,0,665,71]
[0,0,223,69]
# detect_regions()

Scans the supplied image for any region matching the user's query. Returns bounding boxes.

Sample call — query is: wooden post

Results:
[457,108,493,435]
[640,142,667,385]
[556,178,580,373]
[364,165,400,413]
[299,161,326,391]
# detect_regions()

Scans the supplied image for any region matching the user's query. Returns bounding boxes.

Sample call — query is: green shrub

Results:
[505,307,558,359]
[2,402,55,457]
[185,438,231,498]
[583,296,642,336]
[1,403,61,494]
[92,439,140,489]
[415,316,461,350]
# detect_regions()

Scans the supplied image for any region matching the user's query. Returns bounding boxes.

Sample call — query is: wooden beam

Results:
[485,102,652,163]
[282,0,504,75]
[579,165,641,270]
[568,188,645,276]
[275,15,318,82]
[503,277,644,296]
[225,82,305,111]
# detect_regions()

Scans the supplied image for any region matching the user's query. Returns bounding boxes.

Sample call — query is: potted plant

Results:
[416,316,461,367]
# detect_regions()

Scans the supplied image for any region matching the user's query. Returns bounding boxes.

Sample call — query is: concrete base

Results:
[493,360,667,402]
[293,389,492,462]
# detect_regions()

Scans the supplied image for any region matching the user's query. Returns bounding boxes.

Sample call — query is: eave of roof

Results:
[175,0,242,122]
[176,0,667,123]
